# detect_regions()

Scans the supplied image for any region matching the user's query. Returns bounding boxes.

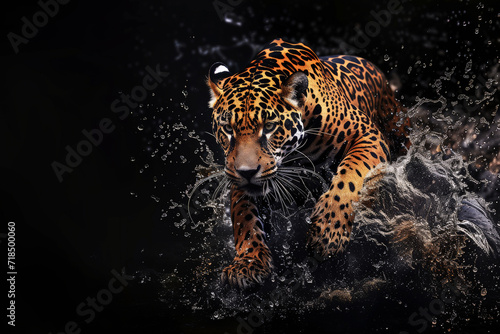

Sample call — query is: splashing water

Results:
[147,100,500,332]
[127,31,500,332]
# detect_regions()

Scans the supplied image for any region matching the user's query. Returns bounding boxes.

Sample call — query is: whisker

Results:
[188,170,226,223]
[188,171,226,198]
[286,139,309,156]
[212,177,231,200]
[279,166,326,184]
[204,131,217,139]
[304,129,333,136]
[281,156,304,164]
[293,149,316,172]
[276,179,296,217]
[271,179,288,214]
[278,170,309,190]
[267,179,277,202]
[281,180,296,203]
[265,179,274,204]
[277,138,311,165]
[277,175,307,197]
[211,180,224,200]
[275,178,294,206]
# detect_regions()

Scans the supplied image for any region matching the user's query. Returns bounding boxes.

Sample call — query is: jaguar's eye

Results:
[222,123,233,134]
[263,122,277,133]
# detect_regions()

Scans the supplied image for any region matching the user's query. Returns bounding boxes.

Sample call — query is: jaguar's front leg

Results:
[221,185,273,288]
[306,128,390,260]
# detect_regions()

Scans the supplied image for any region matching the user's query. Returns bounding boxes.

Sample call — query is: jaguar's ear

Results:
[280,71,308,109]
[207,62,232,108]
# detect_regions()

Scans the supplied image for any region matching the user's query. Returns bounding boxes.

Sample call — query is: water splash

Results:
[127,26,500,331]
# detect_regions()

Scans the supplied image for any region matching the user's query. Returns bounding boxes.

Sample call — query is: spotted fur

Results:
[207,39,411,288]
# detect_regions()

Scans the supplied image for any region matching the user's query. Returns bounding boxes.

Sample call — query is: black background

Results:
[2,0,499,333]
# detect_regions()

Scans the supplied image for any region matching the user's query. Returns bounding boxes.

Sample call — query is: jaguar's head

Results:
[207,63,308,196]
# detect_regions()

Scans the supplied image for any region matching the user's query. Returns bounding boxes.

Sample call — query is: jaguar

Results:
[207,38,411,288]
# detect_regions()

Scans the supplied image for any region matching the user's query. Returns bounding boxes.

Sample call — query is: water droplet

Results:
[465,60,472,73]
[384,54,390,61]
[481,288,487,296]
[224,11,244,27]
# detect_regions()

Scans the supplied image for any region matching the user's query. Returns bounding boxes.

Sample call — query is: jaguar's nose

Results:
[236,165,261,182]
